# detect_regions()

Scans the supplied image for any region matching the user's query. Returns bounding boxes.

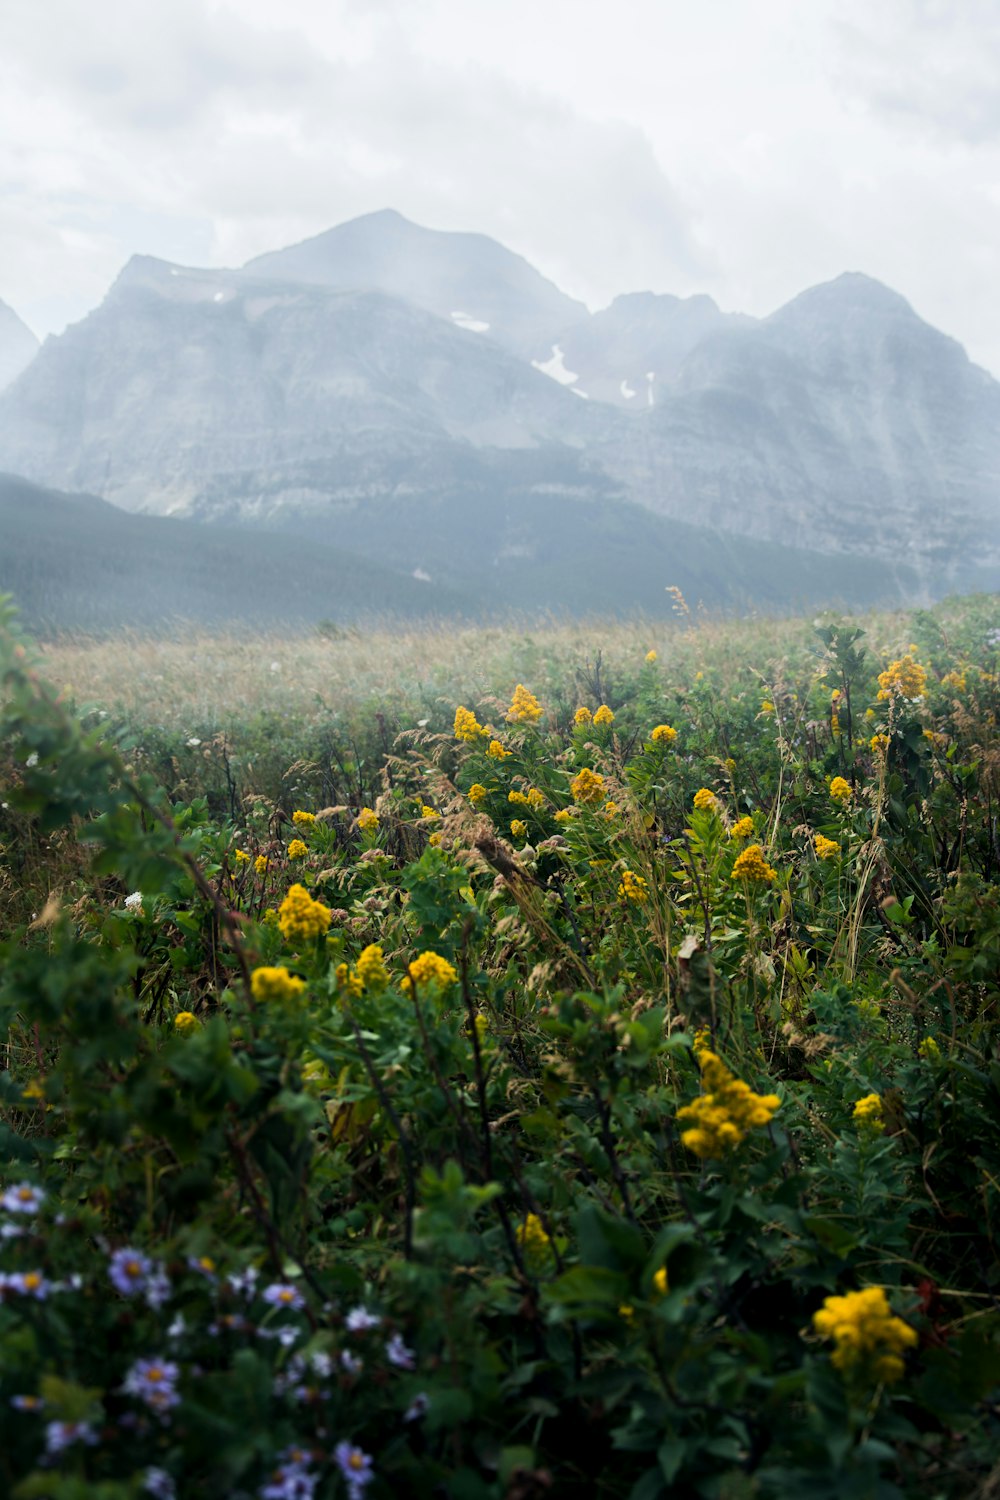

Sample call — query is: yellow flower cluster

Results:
[653,1265,669,1295]
[918,1036,941,1061]
[357,807,379,832]
[510,819,528,840]
[278,884,332,945]
[292,810,316,827]
[420,805,440,820]
[235,848,251,864]
[355,943,389,991]
[454,706,486,742]
[508,790,530,806]
[618,869,649,903]
[677,1047,781,1158]
[814,834,839,860]
[287,838,308,860]
[877,655,927,701]
[730,816,755,840]
[487,739,511,760]
[829,776,853,802]
[870,734,890,756]
[174,1011,200,1035]
[650,724,677,744]
[593,704,614,726]
[254,855,268,876]
[693,787,717,811]
[527,788,546,808]
[404,951,459,991]
[251,966,307,1003]
[570,767,605,805]
[645,650,658,664]
[574,706,592,725]
[468,783,488,806]
[941,668,966,693]
[515,1212,552,1262]
[731,844,777,884]
[554,808,575,823]
[507,684,543,722]
[812,1287,916,1383]
[853,1093,884,1137]
[335,962,363,998]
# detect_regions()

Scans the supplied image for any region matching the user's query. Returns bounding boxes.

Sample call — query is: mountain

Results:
[243,208,586,360]
[0,470,921,634]
[0,214,996,600]
[0,471,473,633]
[592,273,1000,583]
[0,300,39,392]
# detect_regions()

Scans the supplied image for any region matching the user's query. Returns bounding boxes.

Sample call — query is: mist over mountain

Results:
[0,300,39,393]
[0,210,997,615]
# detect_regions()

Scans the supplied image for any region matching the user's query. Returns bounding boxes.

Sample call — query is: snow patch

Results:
[620,380,636,399]
[451,310,490,333]
[531,344,579,386]
[572,388,589,399]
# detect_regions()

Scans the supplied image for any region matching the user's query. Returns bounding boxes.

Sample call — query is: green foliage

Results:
[0,593,999,1497]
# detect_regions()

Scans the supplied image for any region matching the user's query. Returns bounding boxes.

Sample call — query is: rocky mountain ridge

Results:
[0,300,39,393]
[0,211,997,597]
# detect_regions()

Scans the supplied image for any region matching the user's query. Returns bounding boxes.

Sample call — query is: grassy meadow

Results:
[1,590,999,1498]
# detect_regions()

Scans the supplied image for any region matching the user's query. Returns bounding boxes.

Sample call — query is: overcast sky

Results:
[2,0,999,372]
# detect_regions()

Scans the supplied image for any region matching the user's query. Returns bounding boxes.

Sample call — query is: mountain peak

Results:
[0,298,40,392]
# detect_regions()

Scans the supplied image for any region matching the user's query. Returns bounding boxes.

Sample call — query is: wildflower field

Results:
[1,592,1000,1499]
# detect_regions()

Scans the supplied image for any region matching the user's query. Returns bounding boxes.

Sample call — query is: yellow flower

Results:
[335,962,363,998]
[508,790,530,806]
[730,816,755,840]
[574,706,593,726]
[468,783,488,806]
[812,1287,916,1384]
[603,799,619,818]
[731,844,777,885]
[515,1212,552,1264]
[650,724,677,744]
[404,951,459,991]
[254,855,269,877]
[653,1266,669,1296]
[645,650,658,664]
[354,943,389,991]
[428,831,443,847]
[251,966,307,1004]
[510,819,528,840]
[618,869,649,903]
[554,808,574,823]
[677,1048,781,1158]
[760,701,775,715]
[507,684,543,722]
[287,838,308,860]
[918,1036,941,1061]
[527,788,546,809]
[593,704,614,726]
[234,848,251,865]
[292,810,316,827]
[693,787,718,812]
[174,1011,200,1035]
[724,757,736,774]
[877,656,927,701]
[454,706,486,742]
[420,805,440,820]
[487,739,511,760]
[814,833,839,860]
[853,1093,884,1137]
[357,807,379,832]
[829,776,852,802]
[278,884,332,945]
[870,734,890,756]
[942,668,966,693]
[570,767,605,805]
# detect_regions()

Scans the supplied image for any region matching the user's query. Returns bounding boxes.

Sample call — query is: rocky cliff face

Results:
[0,214,996,593]
[0,300,39,393]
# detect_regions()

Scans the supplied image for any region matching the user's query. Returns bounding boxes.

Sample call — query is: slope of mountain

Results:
[0,213,996,599]
[243,208,586,360]
[0,299,39,392]
[0,472,473,633]
[0,469,919,634]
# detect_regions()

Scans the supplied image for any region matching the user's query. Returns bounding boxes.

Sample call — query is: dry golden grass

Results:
[33,606,933,735]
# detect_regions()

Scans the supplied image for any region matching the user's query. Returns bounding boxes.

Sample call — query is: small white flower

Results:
[186,738,202,748]
[124,892,144,912]
[25,752,38,768]
[344,1305,381,1333]
[269,661,281,673]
